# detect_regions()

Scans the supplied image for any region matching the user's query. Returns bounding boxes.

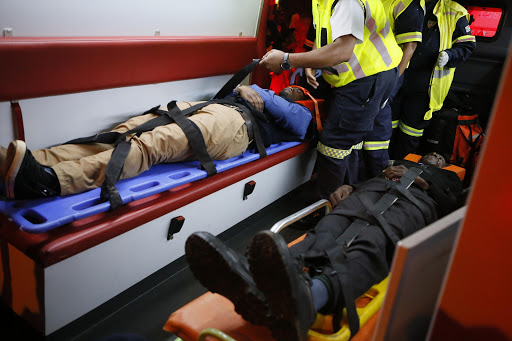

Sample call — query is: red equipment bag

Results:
[451,114,484,169]
[421,92,485,185]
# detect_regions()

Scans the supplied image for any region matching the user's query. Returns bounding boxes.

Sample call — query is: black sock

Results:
[43,166,61,194]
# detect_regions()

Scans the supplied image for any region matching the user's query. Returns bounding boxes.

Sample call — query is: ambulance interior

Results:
[0,0,511,340]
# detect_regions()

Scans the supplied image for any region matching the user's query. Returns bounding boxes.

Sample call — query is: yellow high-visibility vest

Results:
[425,0,476,120]
[312,0,403,88]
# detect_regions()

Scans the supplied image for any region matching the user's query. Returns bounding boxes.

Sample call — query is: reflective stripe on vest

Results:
[398,120,423,137]
[313,0,403,87]
[392,119,399,129]
[363,140,390,150]
[425,0,476,120]
[317,141,363,159]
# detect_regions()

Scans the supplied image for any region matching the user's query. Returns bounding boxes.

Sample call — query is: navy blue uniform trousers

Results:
[315,67,398,200]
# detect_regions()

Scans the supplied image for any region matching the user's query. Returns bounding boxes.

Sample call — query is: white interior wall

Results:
[0,75,232,150]
[0,0,263,37]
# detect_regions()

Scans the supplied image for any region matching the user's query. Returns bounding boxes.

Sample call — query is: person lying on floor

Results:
[1,85,313,200]
[184,152,465,341]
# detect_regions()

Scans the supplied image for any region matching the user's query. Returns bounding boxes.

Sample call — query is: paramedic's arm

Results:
[442,16,476,68]
[394,1,425,75]
[398,42,418,76]
[236,85,264,112]
[260,35,356,74]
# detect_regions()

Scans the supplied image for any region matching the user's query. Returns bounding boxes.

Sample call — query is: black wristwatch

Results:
[281,53,292,71]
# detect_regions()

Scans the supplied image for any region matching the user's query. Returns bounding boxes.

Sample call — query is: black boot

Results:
[5,140,60,200]
[185,231,271,326]
[248,231,316,341]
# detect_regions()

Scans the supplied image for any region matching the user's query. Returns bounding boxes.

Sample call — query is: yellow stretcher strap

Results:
[308,276,389,341]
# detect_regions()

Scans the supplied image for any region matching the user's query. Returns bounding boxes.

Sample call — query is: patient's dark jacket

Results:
[290,160,464,311]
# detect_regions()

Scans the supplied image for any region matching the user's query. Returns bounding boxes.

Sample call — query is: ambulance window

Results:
[466,6,503,38]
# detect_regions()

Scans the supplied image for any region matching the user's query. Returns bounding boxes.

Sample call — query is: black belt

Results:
[221,104,254,142]
[228,102,266,159]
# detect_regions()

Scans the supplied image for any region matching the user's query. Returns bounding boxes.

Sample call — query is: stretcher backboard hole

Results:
[72,198,103,211]
[22,210,48,224]
[129,181,160,192]
[169,171,192,180]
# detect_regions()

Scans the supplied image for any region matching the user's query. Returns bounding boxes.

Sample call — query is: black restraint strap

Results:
[232,102,267,159]
[211,58,267,159]
[166,101,217,176]
[336,167,425,248]
[100,139,132,208]
[328,167,425,338]
[97,100,226,209]
[325,246,359,339]
[65,105,165,145]
[212,59,260,99]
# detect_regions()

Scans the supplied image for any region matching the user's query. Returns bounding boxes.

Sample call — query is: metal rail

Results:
[269,199,332,233]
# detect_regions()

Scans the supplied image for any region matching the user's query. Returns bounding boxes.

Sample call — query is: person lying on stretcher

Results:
[185,152,465,341]
[0,85,313,200]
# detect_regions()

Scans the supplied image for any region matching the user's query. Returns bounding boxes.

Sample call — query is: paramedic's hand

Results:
[260,49,285,74]
[437,51,449,67]
[329,185,354,208]
[237,85,264,112]
[305,68,319,89]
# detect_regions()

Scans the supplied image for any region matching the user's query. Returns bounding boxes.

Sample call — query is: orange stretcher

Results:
[163,156,466,341]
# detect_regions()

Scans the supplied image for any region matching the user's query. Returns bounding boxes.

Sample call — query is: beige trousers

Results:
[33,102,249,195]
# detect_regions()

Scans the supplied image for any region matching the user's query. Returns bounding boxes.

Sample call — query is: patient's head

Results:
[420,152,447,168]
[279,86,307,102]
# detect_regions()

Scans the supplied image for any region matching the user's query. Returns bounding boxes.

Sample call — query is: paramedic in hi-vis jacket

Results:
[261,0,403,200]
[360,0,426,180]
[388,0,476,160]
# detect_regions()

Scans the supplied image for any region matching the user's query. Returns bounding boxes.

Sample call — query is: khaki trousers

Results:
[33,102,249,195]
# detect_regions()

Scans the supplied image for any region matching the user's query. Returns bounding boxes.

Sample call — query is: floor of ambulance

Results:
[2,181,315,341]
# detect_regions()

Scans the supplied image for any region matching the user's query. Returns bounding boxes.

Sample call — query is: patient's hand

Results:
[329,185,354,208]
[237,85,264,112]
[382,165,408,180]
[383,165,429,189]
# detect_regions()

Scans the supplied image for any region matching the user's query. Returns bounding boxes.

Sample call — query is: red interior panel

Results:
[0,36,259,101]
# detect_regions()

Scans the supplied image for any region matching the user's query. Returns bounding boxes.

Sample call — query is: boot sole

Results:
[5,140,26,199]
[185,232,270,326]
[248,231,309,341]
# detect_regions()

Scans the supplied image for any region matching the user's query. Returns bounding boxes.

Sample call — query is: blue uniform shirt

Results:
[250,84,312,140]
